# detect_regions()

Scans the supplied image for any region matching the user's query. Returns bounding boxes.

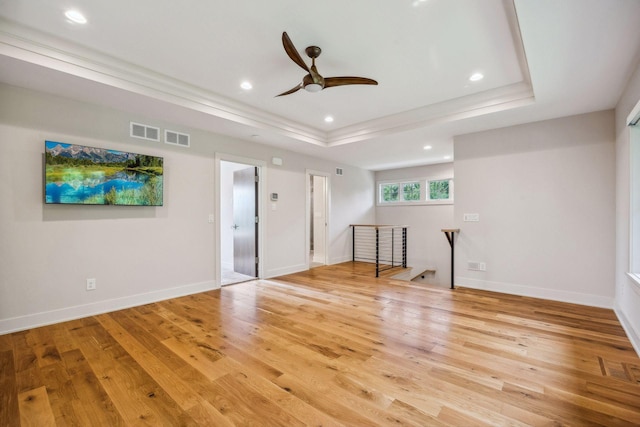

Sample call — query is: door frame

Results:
[306,169,331,268]
[215,153,266,286]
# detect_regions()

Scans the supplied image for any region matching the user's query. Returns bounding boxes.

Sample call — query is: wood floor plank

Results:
[1,261,639,425]
[96,313,231,425]
[60,348,125,427]
[212,372,307,426]
[223,356,346,427]
[11,330,44,394]
[107,309,190,373]
[38,357,81,426]
[272,373,383,426]
[69,317,195,425]
[0,349,20,427]
[18,385,56,427]
[26,327,63,369]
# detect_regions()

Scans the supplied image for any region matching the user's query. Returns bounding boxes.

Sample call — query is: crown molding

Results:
[0,4,533,149]
[0,18,327,146]
[326,82,535,146]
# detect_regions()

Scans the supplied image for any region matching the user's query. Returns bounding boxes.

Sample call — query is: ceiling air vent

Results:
[165,130,190,148]
[335,167,343,176]
[130,122,160,142]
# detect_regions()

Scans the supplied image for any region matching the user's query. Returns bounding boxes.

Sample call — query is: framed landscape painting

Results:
[44,141,163,206]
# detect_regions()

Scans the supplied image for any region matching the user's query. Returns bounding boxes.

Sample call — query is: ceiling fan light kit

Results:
[277,32,378,97]
[304,83,323,93]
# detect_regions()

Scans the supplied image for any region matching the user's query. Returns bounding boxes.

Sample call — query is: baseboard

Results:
[264,263,308,279]
[0,280,220,335]
[329,255,353,265]
[456,276,614,308]
[614,306,640,358]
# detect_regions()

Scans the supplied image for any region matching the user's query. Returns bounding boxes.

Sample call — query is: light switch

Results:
[464,213,480,222]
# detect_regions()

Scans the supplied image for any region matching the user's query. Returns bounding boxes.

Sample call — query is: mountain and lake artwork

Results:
[45,141,163,206]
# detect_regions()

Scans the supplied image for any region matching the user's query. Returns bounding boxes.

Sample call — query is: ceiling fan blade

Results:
[282,32,309,72]
[276,83,303,97]
[324,77,378,88]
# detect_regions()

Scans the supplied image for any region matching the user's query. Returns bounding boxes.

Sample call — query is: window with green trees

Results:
[378,177,453,205]
[403,182,421,201]
[380,183,399,202]
[428,179,450,200]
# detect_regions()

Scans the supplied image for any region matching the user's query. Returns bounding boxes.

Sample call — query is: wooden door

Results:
[233,167,258,277]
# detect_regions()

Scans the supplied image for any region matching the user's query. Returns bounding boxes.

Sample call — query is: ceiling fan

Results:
[277,32,378,97]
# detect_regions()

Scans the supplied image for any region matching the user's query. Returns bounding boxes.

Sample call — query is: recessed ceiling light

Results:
[444,155,451,160]
[324,116,334,123]
[64,10,87,24]
[240,81,252,90]
[469,72,484,82]
[423,145,432,150]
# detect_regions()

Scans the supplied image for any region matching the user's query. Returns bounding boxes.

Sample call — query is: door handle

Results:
[231,224,239,230]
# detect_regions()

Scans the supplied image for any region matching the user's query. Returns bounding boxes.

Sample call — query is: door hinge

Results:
[255,256,259,264]
[255,216,259,223]
[255,175,259,183]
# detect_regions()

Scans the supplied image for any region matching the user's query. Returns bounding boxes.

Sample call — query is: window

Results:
[403,182,421,201]
[428,179,452,200]
[377,177,453,205]
[380,183,400,202]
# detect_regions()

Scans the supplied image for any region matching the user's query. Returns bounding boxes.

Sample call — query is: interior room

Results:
[1,0,640,425]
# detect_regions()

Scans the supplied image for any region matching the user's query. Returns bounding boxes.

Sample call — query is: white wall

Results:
[0,84,375,333]
[615,59,640,354]
[375,163,455,286]
[453,110,616,307]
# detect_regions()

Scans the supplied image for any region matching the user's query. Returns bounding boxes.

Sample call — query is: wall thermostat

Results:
[271,193,278,201]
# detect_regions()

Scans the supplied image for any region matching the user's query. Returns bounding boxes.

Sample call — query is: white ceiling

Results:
[1,0,639,170]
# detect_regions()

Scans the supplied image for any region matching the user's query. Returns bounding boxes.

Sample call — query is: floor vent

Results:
[165,130,190,147]
[130,122,160,142]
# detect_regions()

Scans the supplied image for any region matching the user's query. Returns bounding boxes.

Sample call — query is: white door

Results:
[307,171,329,267]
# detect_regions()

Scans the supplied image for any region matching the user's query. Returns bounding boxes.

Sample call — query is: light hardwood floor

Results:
[1,262,639,426]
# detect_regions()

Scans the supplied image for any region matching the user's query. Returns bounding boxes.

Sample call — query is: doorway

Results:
[307,170,329,268]
[218,157,263,286]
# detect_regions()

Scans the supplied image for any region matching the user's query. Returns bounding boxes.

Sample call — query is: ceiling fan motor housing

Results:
[303,74,324,91]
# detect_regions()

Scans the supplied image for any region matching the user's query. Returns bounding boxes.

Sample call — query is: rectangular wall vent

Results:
[335,167,343,176]
[130,122,160,142]
[165,129,190,147]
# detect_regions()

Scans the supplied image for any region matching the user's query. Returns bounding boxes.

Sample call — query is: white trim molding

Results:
[0,280,219,335]
[264,263,308,279]
[615,306,640,358]
[456,276,615,309]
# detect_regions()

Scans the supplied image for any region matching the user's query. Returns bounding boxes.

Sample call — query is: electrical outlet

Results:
[86,278,96,291]
[467,261,486,271]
